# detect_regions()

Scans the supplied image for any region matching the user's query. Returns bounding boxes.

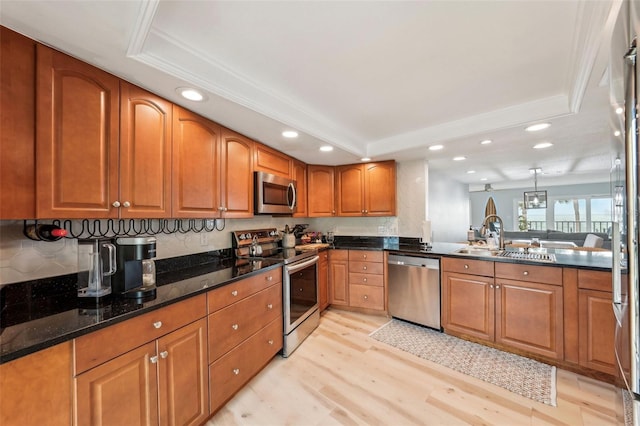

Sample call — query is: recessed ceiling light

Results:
[429,145,443,151]
[320,145,333,152]
[467,170,476,174]
[282,130,298,138]
[453,156,466,161]
[614,130,621,137]
[480,177,488,181]
[525,123,551,132]
[361,157,371,162]
[177,87,206,102]
[533,142,553,149]
[480,139,492,145]
[616,107,624,115]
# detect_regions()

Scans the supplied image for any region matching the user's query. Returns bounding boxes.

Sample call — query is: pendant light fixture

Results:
[524,168,547,209]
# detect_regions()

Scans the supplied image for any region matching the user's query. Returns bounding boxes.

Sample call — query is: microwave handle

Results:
[287,182,297,211]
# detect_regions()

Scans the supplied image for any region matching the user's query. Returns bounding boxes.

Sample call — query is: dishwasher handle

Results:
[388,254,439,269]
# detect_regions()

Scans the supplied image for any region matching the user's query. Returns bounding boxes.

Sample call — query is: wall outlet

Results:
[378,226,386,234]
[200,233,208,246]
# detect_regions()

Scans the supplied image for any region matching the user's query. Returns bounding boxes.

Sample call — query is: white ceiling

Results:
[0,0,624,191]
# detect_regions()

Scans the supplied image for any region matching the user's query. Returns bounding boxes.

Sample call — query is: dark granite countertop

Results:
[0,256,282,364]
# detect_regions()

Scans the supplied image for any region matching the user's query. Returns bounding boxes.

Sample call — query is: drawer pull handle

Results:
[523,271,529,276]
[150,355,158,364]
[490,284,494,288]
[153,321,162,329]
[364,295,368,300]
[363,278,367,282]
[268,339,274,345]
[363,254,367,259]
[267,276,273,281]
[160,351,168,359]
[496,285,500,289]
[231,290,238,296]
[464,264,469,269]
[232,324,239,330]
[363,266,367,270]
[233,368,240,375]
[267,303,273,309]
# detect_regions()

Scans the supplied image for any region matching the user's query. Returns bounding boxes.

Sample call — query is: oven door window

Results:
[287,263,318,329]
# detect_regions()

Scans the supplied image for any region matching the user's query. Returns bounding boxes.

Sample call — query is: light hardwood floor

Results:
[208,309,625,425]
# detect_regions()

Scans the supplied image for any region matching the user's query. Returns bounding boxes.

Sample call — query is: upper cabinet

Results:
[36,45,120,219]
[172,107,253,219]
[120,82,173,218]
[336,161,396,216]
[0,27,36,219]
[308,165,336,217]
[292,159,308,217]
[254,143,292,178]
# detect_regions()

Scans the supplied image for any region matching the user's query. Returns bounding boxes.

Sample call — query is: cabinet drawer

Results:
[349,284,384,310]
[349,272,384,287]
[329,249,349,261]
[209,317,282,413]
[349,250,383,263]
[442,257,494,276]
[349,261,384,275]
[208,283,282,363]
[75,294,206,374]
[208,268,282,313]
[578,269,612,292]
[495,263,562,286]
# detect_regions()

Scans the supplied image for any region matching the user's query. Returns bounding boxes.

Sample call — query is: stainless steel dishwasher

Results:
[387,253,441,330]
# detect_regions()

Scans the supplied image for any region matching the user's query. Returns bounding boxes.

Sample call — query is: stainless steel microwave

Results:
[254,171,297,214]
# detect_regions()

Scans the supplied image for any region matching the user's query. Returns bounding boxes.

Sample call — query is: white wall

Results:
[428,171,470,243]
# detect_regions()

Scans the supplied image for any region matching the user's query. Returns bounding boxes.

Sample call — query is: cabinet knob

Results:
[299,288,304,292]
[363,254,367,259]
[496,285,500,289]
[361,210,365,213]
[267,303,273,309]
[231,290,238,296]
[122,201,131,208]
[490,284,494,288]
[218,206,225,211]
[150,355,158,364]
[267,276,273,281]
[112,201,121,208]
[523,271,529,276]
[232,324,239,330]
[464,264,469,269]
[363,278,367,282]
[224,207,228,211]
[363,266,367,270]
[364,210,368,214]
[233,368,240,375]
[153,321,162,329]
[364,295,368,300]
[160,351,168,359]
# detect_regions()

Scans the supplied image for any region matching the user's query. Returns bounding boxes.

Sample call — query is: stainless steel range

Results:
[232,228,320,357]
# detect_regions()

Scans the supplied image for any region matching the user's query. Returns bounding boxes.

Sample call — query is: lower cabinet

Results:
[328,249,349,306]
[74,295,208,426]
[348,250,385,311]
[0,341,72,426]
[318,250,330,311]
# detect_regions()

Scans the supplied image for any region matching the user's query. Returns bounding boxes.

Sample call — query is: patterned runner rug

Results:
[370,319,557,406]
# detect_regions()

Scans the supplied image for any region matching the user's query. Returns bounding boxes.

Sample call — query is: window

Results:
[590,197,613,233]
[554,199,586,232]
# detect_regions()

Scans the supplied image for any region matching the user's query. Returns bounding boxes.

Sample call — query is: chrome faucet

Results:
[482,214,505,250]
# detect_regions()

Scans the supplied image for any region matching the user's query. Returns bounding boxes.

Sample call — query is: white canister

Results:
[282,233,296,248]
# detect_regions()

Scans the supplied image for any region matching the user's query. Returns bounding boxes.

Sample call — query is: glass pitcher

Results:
[77,239,116,299]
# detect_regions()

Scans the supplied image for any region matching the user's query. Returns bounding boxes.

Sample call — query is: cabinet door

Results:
[172,105,221,217]
[76,342,159,426]
[318,251,329,311]
[120,82,172,218]
[307,165,335,217]
[36,45,120,218]
[329,250,349,306]
[336,164,364,216]
[579,289,617,375]
[1,342,72,426]
[0,27,36,219]
[495,279,563,359]
[442,271,494,341]
[292,159,308,217]
[364,161,396,216]
[220,129,253,218]
[253,142,291,177]
[157,319,209,426]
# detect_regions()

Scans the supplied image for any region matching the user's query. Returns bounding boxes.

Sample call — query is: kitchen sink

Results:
[453,247,556,263]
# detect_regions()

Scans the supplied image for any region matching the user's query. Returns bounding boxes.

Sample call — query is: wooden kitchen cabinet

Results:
[308,165,336,217]
[254,142,292,177]
[207,268,283,414]
[329,249,349,305]
[292,159,308,217]
[172,107,253,218]
[74,295,208,426]
[336,161,396,216]
[36,44,120,218]
[348,250,385,311]
[318,250,330,311]
[0,27,36,219]
[0,341,72,426]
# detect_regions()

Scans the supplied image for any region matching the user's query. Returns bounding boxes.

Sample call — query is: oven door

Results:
[283,255,319,334]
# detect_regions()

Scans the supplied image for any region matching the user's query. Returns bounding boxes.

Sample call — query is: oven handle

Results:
[285,255,319,274]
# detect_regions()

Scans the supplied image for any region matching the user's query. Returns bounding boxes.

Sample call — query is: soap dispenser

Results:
[467,226,475,243]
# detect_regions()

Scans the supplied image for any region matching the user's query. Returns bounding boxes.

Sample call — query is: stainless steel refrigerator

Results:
[611,0,640,423]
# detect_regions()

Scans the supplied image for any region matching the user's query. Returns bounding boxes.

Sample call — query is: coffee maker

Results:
[112,237,157,299]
